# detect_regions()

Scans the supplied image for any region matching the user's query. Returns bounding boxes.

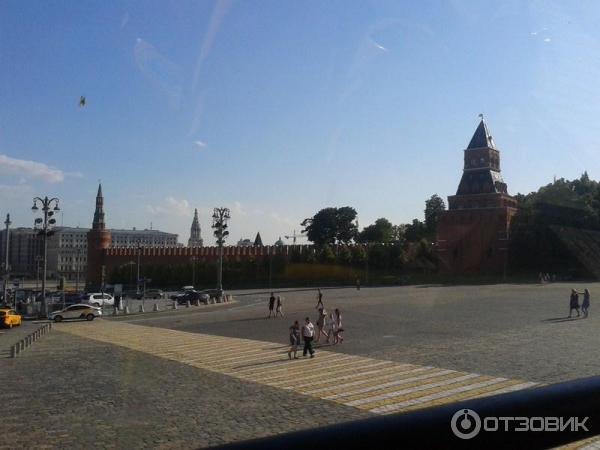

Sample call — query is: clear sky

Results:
[2,1,600,245]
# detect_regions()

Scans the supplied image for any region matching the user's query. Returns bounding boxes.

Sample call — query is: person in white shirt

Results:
[326,310,337,344]
[301,317,315,357]
[334,308,344,344]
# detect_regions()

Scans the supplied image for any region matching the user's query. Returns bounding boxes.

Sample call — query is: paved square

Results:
[2,283,600,449]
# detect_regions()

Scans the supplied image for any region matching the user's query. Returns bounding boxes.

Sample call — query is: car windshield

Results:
[2,2,600,449]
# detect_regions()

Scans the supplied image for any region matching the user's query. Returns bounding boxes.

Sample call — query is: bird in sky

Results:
[79,96,86,107]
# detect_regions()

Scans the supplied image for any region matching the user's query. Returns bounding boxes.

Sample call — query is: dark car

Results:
[64,293,86,305]
[198,289,224,299]
[123,290,143,300]
[175,291,202,305]
[144,289,164,299]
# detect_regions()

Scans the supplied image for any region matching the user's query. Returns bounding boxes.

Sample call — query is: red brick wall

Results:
[436,207,517,274]
[86,244,301,284]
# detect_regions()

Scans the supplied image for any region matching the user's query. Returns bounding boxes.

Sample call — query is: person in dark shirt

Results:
[268,292,276,318]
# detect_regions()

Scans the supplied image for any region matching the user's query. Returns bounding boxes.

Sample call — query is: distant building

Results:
[274,237,284,246]
[188,208,203,247]
[0,184,178,282]
[48,225,178,281]
[436,117,517,274]
[254,232,263,246]
[237,238,253,247]
[0,227,42,277]
[111,228,178,248]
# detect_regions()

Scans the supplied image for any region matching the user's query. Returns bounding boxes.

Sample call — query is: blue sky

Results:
[2,1,600,245]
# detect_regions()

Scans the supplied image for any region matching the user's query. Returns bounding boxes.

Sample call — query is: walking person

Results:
[581,288,591,318]
[315,307,328,343]
[302,317,315,357]
[288,320,300,359]
[326,310,337,344]
[335,308,344,343]
[356,278,361,290]
[276,295,284,318]
[569,289,580,318]
[268,292,276,318]
[315,288,324,310]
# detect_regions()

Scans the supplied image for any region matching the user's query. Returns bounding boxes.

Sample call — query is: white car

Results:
[49,304,102,322]
[85,293,115,307]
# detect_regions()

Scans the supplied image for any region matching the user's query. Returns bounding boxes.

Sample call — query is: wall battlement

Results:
[104,244,308,258]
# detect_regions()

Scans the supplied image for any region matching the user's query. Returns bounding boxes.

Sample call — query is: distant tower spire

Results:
[92,183,105,230]
[188,208,203,247]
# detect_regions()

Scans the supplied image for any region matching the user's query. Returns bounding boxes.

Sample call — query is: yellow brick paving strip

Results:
[57,320,540,415]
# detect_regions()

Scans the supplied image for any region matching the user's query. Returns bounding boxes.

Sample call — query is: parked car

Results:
[0,308,22,329]
[181,286,195,291]
[64,293,86,305]
[175,291,202,305]
[198,289,224,300]
[49,304,102,322]
[144,289,164,299]
[84,293,115,307]
[123,290,142,299]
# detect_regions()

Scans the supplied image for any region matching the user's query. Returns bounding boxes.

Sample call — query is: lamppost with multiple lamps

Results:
[32,196,60,318]
[74,246,83,292]
[2,214,11,306]
[136,242,141,296]
[211,208,230,292]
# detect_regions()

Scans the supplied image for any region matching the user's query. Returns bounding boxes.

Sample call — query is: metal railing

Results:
[212,376,600,449]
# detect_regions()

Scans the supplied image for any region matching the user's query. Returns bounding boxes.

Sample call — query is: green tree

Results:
[358,218,394,243]
[337,245,352,265]
[301,206,358,246]
[509,173,600,275]
[424,194,446,235]
[319,244,336,263]
[404,219,428,242]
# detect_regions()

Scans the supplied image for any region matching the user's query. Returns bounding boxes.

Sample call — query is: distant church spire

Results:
[92,183,105,230]
[254,232,263,246]
[188,208,203,247]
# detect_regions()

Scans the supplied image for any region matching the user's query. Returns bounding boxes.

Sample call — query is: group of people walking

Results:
[569,288,591,318]
[267,292,284,318]
[286,289,345,360]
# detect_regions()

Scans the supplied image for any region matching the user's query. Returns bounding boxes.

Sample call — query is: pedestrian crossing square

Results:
[57,320,539,415]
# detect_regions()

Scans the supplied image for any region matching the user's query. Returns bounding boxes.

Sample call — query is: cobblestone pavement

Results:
[4,283,600,449]
[0,329,369,449]
[59,320,539,415]
[133,283,600,383]
[0,321,39,357]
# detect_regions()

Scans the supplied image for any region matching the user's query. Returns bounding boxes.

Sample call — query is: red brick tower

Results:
[86,183,112,287]
[436,117,517,274]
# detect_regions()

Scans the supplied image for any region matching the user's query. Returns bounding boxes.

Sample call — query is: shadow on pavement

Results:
[542,316,584,323]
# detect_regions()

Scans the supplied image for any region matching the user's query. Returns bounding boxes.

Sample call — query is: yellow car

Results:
[0,308,22,329]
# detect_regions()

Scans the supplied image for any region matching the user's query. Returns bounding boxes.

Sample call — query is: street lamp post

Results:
[35,255,43,293]
[3,214,11,306]
[32,196,60,318]
[75,247,82,292]
[136,243,141,296]
[211,208,230,292]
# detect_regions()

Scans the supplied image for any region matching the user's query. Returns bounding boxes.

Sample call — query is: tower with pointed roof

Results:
[436,117,517,274]
[86,183,112,287]
[188,209,203,247]
[254,232,263,246]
